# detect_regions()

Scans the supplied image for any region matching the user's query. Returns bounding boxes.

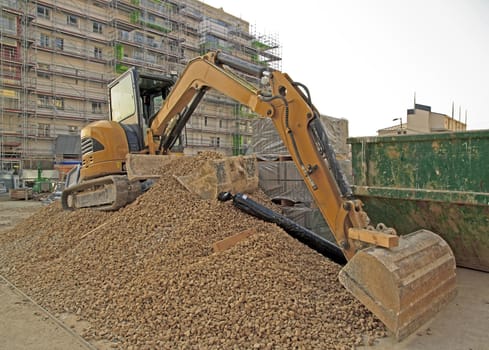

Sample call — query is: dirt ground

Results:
[0,195,88,350]
[0,195,488,349]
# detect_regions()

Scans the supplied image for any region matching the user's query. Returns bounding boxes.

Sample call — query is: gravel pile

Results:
[0,153,386,349]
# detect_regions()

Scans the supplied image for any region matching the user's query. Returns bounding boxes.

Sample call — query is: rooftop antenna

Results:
[413,91,416,107]
[451,101,454,119]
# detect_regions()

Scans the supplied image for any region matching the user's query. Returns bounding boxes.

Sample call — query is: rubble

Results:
[0,153,386,349]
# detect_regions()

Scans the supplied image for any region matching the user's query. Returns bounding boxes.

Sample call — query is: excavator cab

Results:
[108,68,177,152]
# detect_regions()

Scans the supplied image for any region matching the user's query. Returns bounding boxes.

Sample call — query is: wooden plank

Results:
[348,227,399,248]
[213,229,256,253]
[80,222,110,240]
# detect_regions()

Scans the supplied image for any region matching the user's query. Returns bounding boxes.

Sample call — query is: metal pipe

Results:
[215,51,267,78]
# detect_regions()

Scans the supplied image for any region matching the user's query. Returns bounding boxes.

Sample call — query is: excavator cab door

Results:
[108,68,176,152]
[108,68,144,151]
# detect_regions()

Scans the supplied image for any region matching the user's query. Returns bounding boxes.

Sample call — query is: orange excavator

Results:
[62,51,456,340]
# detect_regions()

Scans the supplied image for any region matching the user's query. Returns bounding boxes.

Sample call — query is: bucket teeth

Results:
[339,229,457,340]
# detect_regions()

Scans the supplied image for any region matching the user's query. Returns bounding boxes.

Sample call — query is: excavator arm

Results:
[147,51,456,340]
[148,51,387,260]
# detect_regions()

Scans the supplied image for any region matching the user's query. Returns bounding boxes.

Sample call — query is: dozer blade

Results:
[338,229,456,341]
[126,154,259,199]
[61,175,143,211]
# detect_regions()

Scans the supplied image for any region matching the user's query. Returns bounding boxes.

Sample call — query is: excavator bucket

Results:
[338,229,456,341]
[126,154,259,199]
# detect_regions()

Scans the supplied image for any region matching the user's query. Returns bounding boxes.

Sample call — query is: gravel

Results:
[0,153,386,349]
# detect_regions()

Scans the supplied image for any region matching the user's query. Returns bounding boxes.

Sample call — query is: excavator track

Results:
[61,175,143,211]
[339,229,457,340]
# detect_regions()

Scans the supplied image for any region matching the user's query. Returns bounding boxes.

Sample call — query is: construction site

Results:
[0,0,280,188]
[1,0,488,349]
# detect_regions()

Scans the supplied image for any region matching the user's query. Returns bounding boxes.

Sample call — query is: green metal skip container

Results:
[348,129,489,272]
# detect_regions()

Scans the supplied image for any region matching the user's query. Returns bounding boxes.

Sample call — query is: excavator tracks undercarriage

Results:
[61,175,143,211]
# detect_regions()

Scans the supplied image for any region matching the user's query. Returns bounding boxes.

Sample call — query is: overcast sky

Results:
[201,0,489,137]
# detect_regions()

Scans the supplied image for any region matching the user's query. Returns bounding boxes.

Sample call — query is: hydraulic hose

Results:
[219,192,347,265]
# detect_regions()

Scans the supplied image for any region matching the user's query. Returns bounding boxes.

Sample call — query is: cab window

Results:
[110,73,137,124]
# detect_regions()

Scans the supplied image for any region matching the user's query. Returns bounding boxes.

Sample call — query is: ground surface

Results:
[0,195,90,350]
[0,194,488,349]
[0,276,92,350]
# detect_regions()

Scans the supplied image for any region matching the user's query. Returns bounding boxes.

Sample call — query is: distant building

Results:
[377,103,467,136]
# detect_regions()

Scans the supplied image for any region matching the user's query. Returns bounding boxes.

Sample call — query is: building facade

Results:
[378,103,467,136]
[0,0,281,185]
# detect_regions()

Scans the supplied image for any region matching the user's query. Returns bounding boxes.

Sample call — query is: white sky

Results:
[201,0,489,137]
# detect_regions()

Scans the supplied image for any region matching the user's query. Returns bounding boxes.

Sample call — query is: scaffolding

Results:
[0,0,282,185]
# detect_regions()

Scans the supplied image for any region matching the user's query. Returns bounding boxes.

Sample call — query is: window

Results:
[38,123,50,137]
[40,33,50,48]
[53,97,64,110]
[110,73,136,123]
[93,21,102,34]
[147,53,156,64]
[169,39,178,52]
[219,119,223,128]
[37,95,50,108]
[0,14,16,33]
[91,102,102,114]
[133,49,144,60]
[134,32,144,43]
[55,37,64,50]
[67,15,78,26]
[94,47,102,59]
[119,30,129,41]
[37,71,51,79]
[204,116,208,127]
[210,137,220,147]
[37,6,50,19]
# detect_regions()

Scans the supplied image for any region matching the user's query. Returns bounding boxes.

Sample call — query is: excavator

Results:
[62,51,456,340]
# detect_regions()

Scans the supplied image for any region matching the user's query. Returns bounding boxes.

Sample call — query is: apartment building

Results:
[0,0,281,186]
